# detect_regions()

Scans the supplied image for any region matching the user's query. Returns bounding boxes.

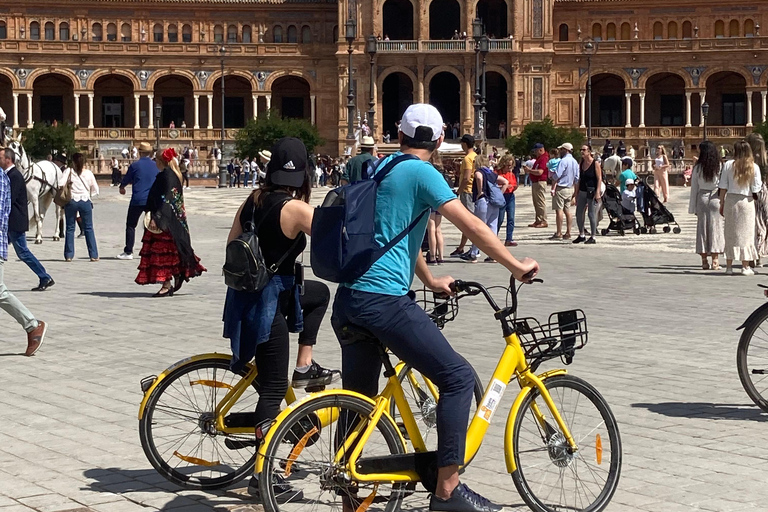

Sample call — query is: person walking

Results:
[110,156,121,186]
[118,142,159,260]
[653,145,671,203]
[719,140,763,275]
[550,143,579,240]
[136,148,206,296]
[495,154,518,247]
[461,155,509,263]
[747,133,768,266]
[347,136,376,183]
[427,152,448,263]
[0,166,47,356]
[688,140,724,270]
[0,148,54,291]
[450,134,477,256]
[573,144,603,244]
[60,153,99,261]
[528,143,549,228]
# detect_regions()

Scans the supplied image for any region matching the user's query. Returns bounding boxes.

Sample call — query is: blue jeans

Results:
[8,231,52,283]
[244,171,250,187]
[470,197,499,258]
[64,200,98,260]
[331,287,475,468]
[497,193,516,242]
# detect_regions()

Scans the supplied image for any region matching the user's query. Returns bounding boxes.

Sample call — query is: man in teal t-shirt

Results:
[331,104,540,512]
[618,157,638,192]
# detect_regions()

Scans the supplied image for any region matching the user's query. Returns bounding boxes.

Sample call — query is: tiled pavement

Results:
[0,183,766,512]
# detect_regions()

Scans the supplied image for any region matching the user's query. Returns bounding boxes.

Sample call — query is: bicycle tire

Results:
[511,374,622,512]
[260,394,407,512]
[139,357,261,490]
[737,306,768,412]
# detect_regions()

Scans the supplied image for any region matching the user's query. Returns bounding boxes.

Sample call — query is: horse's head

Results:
[7,140,30,173]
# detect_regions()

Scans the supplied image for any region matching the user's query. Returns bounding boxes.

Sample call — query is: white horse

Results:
[6,139,64,244]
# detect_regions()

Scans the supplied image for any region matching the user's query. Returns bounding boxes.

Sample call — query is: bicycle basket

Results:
[513,309,588,365]
[413,287,458,330]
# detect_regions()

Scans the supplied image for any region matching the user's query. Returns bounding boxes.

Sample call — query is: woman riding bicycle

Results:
[223,137,339,458]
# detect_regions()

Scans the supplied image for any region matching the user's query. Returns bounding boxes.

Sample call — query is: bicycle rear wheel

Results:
[737,306,768,412]
[139,357,261,490]
[511,375,621,512]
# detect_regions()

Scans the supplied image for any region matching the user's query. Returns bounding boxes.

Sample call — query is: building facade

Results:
[1,0,767,157]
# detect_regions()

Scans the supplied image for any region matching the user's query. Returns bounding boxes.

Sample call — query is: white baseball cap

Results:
[558,142,574,151]
[399,104,444,142]
[625,178,635,185]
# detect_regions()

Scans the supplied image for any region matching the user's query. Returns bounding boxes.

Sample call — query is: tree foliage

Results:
[234,110,323,158]
[21,122,80,161]
[752,122,768,144]
[504,118,584,157]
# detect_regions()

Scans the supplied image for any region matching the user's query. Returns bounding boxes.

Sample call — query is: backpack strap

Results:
[372,153,420,184]
[250,194,304,273]
[375,208,430,258]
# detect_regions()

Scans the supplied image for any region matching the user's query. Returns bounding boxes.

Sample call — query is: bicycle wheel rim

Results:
[139,358,260,489]
[260,394,406,512]
[512,375,621,512]
[738,307,768,412]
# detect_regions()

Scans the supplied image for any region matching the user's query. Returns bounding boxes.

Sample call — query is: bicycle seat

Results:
[338,324,380,346]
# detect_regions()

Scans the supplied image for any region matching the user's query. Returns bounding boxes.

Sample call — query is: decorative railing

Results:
[376,39,514,53]
[583,125,750,140]
[554,36,765,54]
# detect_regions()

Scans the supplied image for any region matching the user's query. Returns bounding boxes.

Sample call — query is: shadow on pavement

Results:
[79,291,154,298]
[631,402,768,421]
[82,467,254,511]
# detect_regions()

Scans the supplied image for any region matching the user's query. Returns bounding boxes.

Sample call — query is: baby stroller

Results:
[636,181,681,234]
[600,183,641,236]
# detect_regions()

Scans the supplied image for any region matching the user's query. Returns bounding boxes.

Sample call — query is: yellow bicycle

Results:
[255,279,622,512]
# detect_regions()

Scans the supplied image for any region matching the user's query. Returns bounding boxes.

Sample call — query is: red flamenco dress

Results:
[136,167,206,285]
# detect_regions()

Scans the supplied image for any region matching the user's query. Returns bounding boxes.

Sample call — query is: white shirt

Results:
[688,164,721,214]
[59,168,99,202]
[718,160,762,197]
[621,188,636,212]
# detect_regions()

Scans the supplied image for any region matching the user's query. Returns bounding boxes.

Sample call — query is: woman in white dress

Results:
[688,141,724,270]
[653,145,671,203]
[719,140,763,275]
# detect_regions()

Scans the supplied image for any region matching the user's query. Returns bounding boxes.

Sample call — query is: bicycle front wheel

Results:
[259,394,407,512]
[737,306,768,412]
[511,375,622,512]
[139,357,261,490]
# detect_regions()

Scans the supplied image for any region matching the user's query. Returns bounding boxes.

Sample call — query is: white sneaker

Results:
[116,252,134,260]
[725,267,734,275]
[742,267,755,276]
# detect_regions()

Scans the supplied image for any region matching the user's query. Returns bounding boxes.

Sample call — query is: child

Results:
[622,178,637,213]
[546,147,561,197]
[618,157,638,192]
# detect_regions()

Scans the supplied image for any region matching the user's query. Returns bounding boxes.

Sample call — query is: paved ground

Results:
[0,183,766,512]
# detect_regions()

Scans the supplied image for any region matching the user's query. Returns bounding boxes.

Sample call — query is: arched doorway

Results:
[484,72,507,138]
[476,0,508,38]
[212,76,252,128]
[383,0,414,40]
[429,0,460,40]
[644,73,685,126]
[706,72,748,126]
[271,76,310,120]
[590,73,625,127]
[32,73,74,125]
[429,72,461,130]
[154,75,194,128]
[93,74,134,128]
[0,75,13,127]
[381,72,414,138]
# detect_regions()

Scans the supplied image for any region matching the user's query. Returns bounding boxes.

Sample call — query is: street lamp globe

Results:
[701,101,710,119]
[472,18,483,42]
[345,17,356,43]
[154,104,162,125]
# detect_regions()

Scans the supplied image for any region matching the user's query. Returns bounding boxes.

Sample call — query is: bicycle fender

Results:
[736,301,768,330]
[255,389,404,474]
[503,369,568,473]
[138,353,251,420]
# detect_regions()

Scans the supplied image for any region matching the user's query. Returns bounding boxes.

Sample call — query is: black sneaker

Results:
[572,236,586,244]
[429,483,502,512]
[291,360,341,390]
[585,237,596,244]
[31,278,55,292]
[224,417,272,450]
[248,472,304,503]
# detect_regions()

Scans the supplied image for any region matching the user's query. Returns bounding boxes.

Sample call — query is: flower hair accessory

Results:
[161,147,177,163]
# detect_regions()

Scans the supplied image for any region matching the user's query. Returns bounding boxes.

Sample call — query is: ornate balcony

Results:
[554,36,767,54]
[375,39,515,54]
[583,125,749,141]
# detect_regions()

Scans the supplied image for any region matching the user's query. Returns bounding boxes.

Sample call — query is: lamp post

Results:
[345,16,357,145]
[479,34,489,142]
[472,18,483,140]
[154,104,162,154]
[366,35,377,142]
[702,101,710,141]
[218,45,228,188]
[581,38,596,147]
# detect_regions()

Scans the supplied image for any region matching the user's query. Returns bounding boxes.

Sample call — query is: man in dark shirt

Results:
[0,148,54,291]
[117,142,159,260]
[346,136,377,183]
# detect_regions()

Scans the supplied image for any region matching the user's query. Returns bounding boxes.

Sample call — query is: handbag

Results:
[144,212,163,234]
[53,169,73,207]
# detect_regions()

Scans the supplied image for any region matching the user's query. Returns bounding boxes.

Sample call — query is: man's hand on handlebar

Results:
[512,257,540,283]
[427,274,455,296]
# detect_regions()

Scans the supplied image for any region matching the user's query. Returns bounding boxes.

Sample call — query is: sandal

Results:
[153,287,174,298]
[702,262,710,270]
[172,275,185,293]
[711,261,721,270]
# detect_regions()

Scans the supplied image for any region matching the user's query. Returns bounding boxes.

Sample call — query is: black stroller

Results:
[636,181,681,234]
[600,183,641,236]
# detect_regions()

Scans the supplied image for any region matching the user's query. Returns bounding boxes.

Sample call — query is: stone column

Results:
[762,91,767,123]
[74,94,81,127]
[624,93,632,128]
[134,94,141,129]
[310,95,316,125]
[579,93,586,128]
[265,94,271,110]
[638,93,646,128]
[252,95,258,120]
[87,93,94,129]
[193,94,200,128]
[206,94,213,129]
[12,93,19,129]
[148,94,154,127]
[699,93,705,127]
[26,93,33,128]
[747,91,754,127]
[685,92,692,127]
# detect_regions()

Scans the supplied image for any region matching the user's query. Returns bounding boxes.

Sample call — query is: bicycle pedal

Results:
[304,384,326,393]
[224,438,260,450]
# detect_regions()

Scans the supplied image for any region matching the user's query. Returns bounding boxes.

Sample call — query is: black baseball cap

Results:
[266,137,308,188]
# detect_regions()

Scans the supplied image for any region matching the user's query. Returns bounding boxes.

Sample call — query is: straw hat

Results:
[138,142,153,152]
[258,149,272,162]
[360,136,375,148]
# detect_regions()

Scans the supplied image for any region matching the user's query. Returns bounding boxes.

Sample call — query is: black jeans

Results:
[182,172,189,188]
[331,287,474,467]
[252,280,330,425]
[124,204,145,254]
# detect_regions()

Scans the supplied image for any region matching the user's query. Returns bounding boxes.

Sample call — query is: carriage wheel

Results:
[673,226,681,234]
[663,226,671,233]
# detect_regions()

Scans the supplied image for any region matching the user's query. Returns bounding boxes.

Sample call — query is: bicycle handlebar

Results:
[451,277,543,319]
